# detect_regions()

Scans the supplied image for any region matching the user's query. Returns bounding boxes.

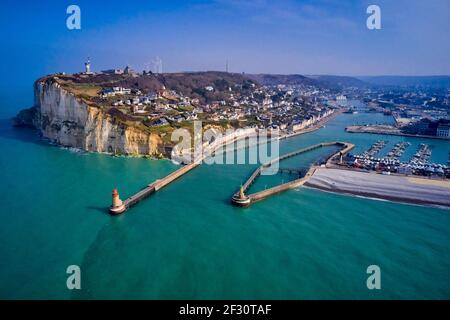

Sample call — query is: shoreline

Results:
[280,108,343,140]
[17,108,343,161]
[305,168,450,208]
[303,185,450,210]
[209,108,343,157]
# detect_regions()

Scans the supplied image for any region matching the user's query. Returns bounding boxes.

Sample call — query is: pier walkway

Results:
[117,155,204,213]
[232,141,354,207]
[122,160,201,209]
[113,131,258,214]
[112,139,354,213]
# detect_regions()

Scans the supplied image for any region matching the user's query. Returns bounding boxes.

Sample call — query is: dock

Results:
[231,141,355,207]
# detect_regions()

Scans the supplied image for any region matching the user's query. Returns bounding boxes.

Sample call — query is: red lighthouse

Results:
[109,188,126,215]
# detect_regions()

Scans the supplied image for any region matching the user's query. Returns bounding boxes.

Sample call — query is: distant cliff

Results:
[357,76,450,88]
[247,73,367,89]
[14,78,166,157]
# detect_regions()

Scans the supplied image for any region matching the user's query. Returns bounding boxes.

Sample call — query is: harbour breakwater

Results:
[110,128,261,214]
[112,141,354,213]
[231,141,355,207]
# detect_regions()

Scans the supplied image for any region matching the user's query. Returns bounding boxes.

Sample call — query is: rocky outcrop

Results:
[15,78,165,157]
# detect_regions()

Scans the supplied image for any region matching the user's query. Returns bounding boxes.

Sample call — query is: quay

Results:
[231,141,355,207]
[346,125,450,141]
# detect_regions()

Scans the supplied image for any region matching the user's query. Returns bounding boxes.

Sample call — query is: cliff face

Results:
[17,79,164,157]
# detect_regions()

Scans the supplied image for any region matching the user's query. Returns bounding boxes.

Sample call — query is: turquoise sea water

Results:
[0,96,450,299]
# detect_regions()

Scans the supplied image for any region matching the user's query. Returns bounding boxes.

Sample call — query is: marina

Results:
[411,143,432,165]
[386,142,411,161]
[345,141,449,178]
[361,140,387,158]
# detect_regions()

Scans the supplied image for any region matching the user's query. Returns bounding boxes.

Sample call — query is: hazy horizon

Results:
[139,71,450,77]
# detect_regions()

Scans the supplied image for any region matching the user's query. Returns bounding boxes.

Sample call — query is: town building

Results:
[101,87,132,97]
[102,69,124,74]
[437,124,450,137]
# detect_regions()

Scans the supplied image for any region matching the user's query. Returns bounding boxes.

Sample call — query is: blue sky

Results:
[1,0,449,88]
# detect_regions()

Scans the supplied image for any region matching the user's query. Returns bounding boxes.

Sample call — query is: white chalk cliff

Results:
[17,78,164,156]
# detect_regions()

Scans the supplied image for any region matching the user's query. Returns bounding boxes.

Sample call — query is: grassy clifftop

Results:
[50,71,259,105]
